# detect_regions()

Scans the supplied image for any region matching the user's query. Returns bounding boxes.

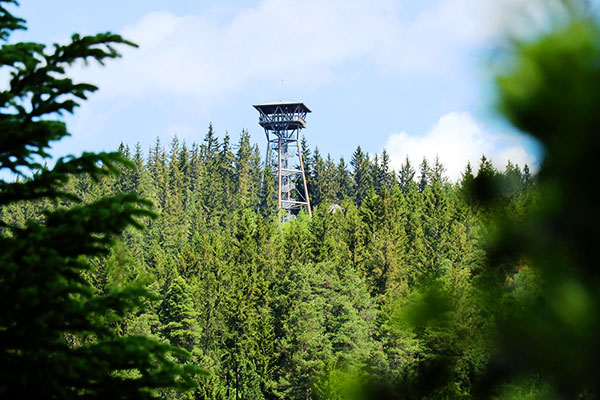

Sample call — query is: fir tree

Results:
[375,149,396,191]
[350,146,372,206]
[0,2,201,397]
[310,147,327,207]
[336,157,353,201]
[418,157,430,192]
[398,156,416,195]
[158,276,201,354]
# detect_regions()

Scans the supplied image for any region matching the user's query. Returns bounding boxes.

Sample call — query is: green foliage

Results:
[7,1,591,398]
[3,114,537,398]
[272,260,375,399]
[44,120,525,399]
[0,2,202,397]
[483,14,600,398]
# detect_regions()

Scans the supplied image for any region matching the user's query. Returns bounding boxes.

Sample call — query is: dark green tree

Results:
[374,149,396,192]
[158,276,201,354]
[350,146,372,206]
[459,162,475,198]
[398,156,416,195]
[0,2,201,397]
[336,157,353,201]
[235,130,259,210]
[430,155,447,185]
[484,14,600,398]
[147,137,168,211]
[310,148,331,208]
[418,157,430,192]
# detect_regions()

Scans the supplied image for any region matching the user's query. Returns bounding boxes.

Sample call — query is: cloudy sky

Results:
[9,0,567,180]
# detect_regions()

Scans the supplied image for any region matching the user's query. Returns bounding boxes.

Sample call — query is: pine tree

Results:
[431,155,447,185]
[398,156,416,195]
[473,155,500,205]
[323,154,340,203]
[115,142,136,194]
[202,123,219,160]
[258,164,276,219]
[148,137,168,211]
[0,3,201,397]
[502,160,524,199]
[418,157,430,192]
[187,142,202,195]
[132,143,150,197]
[420,175,452,277]
[522,164,532,187]
[460,162,475,192]
[350,146,372,206]
[376,149,396,191]
[310,148,327,207]
[158,276,201,354]
[161,136,188,251]
[335,157,353,201]
[235,130,255,209]
[219,132,236,210]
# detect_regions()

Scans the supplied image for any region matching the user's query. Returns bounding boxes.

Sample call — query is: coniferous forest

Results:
[2,1,600,399]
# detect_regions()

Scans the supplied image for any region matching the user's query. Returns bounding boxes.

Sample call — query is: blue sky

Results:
[8,0,563,181]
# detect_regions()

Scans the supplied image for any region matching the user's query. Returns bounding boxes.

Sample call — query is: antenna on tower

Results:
[253,100,312,222]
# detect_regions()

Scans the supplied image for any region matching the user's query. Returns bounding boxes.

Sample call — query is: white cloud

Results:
[58,0,564,159]
[384,111,538,182]
[73,0,398,104]
[71,0,562,105]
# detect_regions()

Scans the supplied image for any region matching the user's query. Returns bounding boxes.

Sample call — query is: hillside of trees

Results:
[1,127,535,398]
[2,0,600,399]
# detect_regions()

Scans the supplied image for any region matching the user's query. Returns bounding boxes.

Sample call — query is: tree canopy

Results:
[2,1,598,399]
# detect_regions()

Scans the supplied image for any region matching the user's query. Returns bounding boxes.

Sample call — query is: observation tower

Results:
[253,100,312,220]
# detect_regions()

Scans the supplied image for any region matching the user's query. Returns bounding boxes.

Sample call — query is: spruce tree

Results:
[350,146,372,206]
[310,147,327,207]
[376,149,396,191]
[418,157,430,192]
[335,157,353,201]
[158,276,201,354]
[398,156,416,195]
[0,2,201,397]
[235,130,255,209]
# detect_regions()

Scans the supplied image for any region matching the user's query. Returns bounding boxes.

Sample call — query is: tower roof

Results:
[253,100,311,115]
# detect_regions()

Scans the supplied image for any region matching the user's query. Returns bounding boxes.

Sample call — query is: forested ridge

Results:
[2,127,535,398]
[3,0,600,398]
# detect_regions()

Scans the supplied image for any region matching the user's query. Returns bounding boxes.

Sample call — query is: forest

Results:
[2,127,534,398]
[2,1,600,399]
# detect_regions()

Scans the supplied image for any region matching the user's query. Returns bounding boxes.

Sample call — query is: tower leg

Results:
[277,137,282,211]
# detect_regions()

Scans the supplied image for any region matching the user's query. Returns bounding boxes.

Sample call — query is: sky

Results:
[6,0,570,181]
